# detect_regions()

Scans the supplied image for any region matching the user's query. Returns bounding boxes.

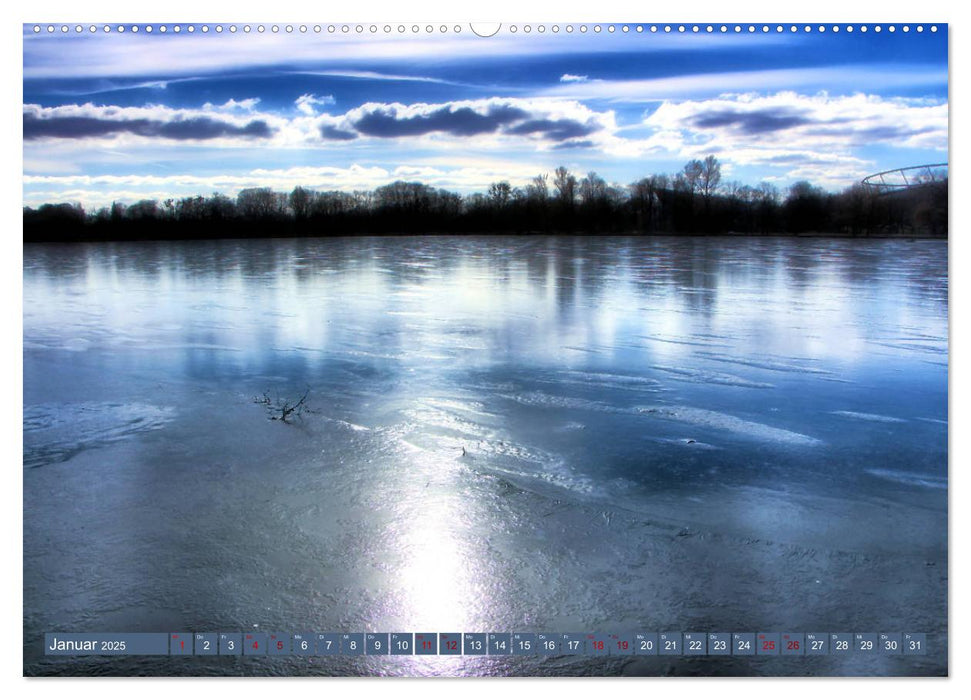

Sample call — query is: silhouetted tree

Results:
[488,181,512,208]
[289,186,314,221]
[23,167,946,241]
[699,155,722,202]
[237,187,284,219]
[553,166,577,210]
[784,181,829,233]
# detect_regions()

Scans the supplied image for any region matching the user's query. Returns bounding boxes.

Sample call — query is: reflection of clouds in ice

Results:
[23,238,947,379]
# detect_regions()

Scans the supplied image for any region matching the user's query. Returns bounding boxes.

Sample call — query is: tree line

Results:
[23,156,947,242]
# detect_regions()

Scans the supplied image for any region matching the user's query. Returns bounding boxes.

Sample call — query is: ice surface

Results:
[23,236,947,676]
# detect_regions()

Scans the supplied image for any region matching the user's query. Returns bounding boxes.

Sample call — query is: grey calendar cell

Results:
[588,633,609,656]
[414,633,437,655]
[366,633,389,655]
[169,633,192,656]
[487,633,511,655]
[707,633,730,656]
[439,633,461,655]
[757,632,780,655]
[683,632,706,655]
[512,633,536,655]
[218,633,241,655]
[536,633,559,655]
[634,633,658,655]
[805,633,828,655]
[781,633,804,655]
[879,633,902,655]
[830,633,853,655]
[267,633,289,655]
[903,633,927,655]
[291,633,314,656]
[855,633,878,654]
[315,634,340,655]
[560,633,585,655]
[733,633,755,655]
[659,632,682,656]
[194,633,217,656]
[609,633,634,656]
[463,633,486,655]
[391,633,414,655]
[243,632,267,655]
[341,633,364,656]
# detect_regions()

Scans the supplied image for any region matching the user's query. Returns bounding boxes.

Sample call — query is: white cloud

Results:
[22,91,948,200]
[24,101,282,143]
[543,65,947,102]
[559,74,589,83]
[623,91,947,185]
[23,97,619,152]
[22,29,783,80]
[314,97,617,148]
[22,160,558,209]
[293,70,464,85]
[644,91,946,151]
[294,93,337,116]
[202,97,261,112]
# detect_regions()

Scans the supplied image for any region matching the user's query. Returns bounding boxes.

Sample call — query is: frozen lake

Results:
[23,235,947,675]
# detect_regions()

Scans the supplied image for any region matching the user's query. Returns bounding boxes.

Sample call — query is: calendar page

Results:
[22,18,948,678]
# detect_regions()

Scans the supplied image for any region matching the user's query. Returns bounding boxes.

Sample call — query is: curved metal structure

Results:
[862,163,948,195]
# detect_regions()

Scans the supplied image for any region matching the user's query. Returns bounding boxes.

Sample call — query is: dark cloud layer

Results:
[319,125,358,141]
[23,112,273,140]
[691,108,811,134]
[688,104,937,144]
[320,102,602,144]
[352,104,529,138]
[506,118,599,141]
[552,139,596,150]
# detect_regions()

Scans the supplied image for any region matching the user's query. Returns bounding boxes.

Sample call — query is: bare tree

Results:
[527,172,549,202]
[237,187,284,218]
[629,174,668,231]
[552,166,577,208]
[579,171,608,204]
[682,160,703,195]
[699,155,722,202]
[289,186,314,220]
[488,181,512,207]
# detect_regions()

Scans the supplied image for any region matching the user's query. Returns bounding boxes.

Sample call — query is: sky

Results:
[22,22,948,210]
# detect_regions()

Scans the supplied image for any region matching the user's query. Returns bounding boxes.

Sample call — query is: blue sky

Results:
[22,23,948,209]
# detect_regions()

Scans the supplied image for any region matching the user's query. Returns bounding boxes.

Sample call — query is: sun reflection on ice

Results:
[394,451,485,633]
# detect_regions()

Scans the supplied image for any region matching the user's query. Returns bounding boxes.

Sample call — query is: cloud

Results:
[551,139,596,150]
[294,93,336,116]
[22,30,782,80]
[23,97,616,152]
[628,91,947,186]
[645,91,947,152]
[543,65,948,102]
[350,103,528,138]
[319,125,357,141]
[317,98,612,146]
[23,103,275,142]
[22,159,555,209]
[560,74,589,83]
[689,108,812,134]
[505,118,599,141]
[293,70,466,86]
[203,98,261,112]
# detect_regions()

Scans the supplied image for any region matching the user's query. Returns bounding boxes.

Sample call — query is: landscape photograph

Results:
[23,22,948,676]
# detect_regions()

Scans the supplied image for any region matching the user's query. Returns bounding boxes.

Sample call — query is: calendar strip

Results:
[45,632,927,656]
